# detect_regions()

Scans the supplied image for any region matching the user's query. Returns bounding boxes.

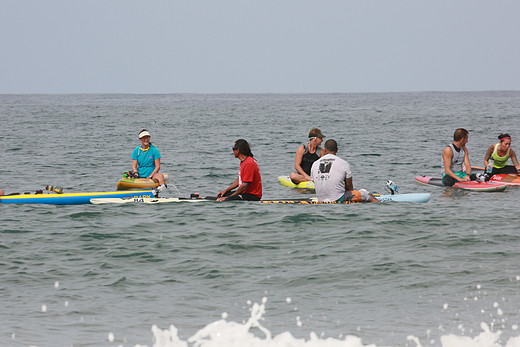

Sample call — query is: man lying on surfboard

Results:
[310,139,378,203]
[441,128,479,186]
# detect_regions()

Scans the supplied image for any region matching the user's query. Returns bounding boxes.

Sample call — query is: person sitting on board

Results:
[441,128,479,186]
[310,139,378,203]
[0,189,4,196]
[217,139,262,201]
[483,133,520,178]
[131,129,167,193]
[290,128,325,184]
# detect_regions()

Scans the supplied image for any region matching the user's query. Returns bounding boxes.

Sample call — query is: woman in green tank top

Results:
[483,133,520,175]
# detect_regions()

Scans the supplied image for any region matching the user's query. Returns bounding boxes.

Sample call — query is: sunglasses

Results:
[232,146,238,151]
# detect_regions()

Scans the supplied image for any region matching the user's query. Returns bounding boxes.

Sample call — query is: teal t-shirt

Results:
[131,144,161,178]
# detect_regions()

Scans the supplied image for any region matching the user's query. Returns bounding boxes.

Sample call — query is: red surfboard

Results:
[471,167,520,186]
[415,176,507,192]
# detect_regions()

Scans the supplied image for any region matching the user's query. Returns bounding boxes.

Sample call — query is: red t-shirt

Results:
[239,156,262,199]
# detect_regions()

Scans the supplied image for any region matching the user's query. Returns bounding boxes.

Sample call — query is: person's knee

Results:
[442,176,456,186]
[358,189,373,202]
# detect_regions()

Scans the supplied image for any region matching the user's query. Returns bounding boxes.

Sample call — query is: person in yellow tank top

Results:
[483,133,520,176]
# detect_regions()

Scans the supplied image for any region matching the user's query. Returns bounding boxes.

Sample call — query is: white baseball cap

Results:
[138,130,151,138]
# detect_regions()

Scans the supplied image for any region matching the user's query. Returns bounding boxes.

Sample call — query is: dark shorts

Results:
[491,165,518,175]
[223,190,261,201]
[442,173,477,186]
[337,190,353,202]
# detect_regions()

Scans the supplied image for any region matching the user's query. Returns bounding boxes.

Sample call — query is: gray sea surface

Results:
[1,92,520,347]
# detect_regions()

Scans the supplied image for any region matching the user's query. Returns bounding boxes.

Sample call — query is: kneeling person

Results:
[310,139,378,203]
[441,128,479,186]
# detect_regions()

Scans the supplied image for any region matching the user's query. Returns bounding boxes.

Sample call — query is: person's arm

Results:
[463,146,472,176]
[217,178,239,200]
[231,182,250,196]
[344,177,354,192]
[442,146,469,182]
[148,158,161,178]
[509,148,520,172]
[293,145,311,181]
[483,145,494,168]
[132,159,138,174]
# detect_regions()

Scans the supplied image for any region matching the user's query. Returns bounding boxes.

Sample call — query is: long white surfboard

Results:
[262,193,431,204]
[91,193,430,205]
[90,197,214,204]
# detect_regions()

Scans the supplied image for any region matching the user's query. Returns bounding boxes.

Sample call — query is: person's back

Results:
[311,153,351,202]
[311,139,378,203]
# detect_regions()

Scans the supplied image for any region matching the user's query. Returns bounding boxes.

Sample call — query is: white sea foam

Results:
[141,299,520,347]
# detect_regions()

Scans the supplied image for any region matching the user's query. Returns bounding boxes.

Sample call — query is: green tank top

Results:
[491,143,510,169]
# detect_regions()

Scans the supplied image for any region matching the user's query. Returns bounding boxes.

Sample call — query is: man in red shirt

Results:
[217,139,262,201]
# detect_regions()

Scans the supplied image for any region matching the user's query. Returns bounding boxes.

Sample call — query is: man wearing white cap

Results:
[131,129,166,194]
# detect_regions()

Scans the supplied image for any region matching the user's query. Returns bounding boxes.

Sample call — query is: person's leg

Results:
[290,172,310,184]
[442,175,456,186]
[151,173,165,185]
[494,166,517,175]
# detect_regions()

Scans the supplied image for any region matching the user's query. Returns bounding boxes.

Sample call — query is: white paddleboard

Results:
[90,197,214,204]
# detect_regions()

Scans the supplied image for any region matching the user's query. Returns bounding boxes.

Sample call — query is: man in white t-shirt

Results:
[310,139,378,203]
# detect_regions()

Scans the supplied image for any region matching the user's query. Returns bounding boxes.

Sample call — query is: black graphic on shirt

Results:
[319,159,334,174]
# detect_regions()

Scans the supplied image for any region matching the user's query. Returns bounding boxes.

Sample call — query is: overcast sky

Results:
[1,1,519,94]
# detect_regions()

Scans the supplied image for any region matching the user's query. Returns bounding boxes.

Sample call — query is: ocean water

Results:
[1,92,520,347]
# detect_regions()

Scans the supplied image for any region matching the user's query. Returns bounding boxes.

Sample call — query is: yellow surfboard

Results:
[116,173,169,190]
[277,176,315,189]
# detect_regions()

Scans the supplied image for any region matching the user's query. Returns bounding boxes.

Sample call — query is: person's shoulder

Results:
[242,156,254,164]
[243,156,259,168]
[336,155,349,165]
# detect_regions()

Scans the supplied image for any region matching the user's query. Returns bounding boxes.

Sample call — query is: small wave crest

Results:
[135,298,520,347]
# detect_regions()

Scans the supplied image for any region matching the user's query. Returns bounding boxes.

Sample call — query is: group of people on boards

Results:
[129,128,377,202]
[1,127,518,199]
[126,127,520,202]
[289,128,378,202]
[131,129,263,201]
[442,128,520,186]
